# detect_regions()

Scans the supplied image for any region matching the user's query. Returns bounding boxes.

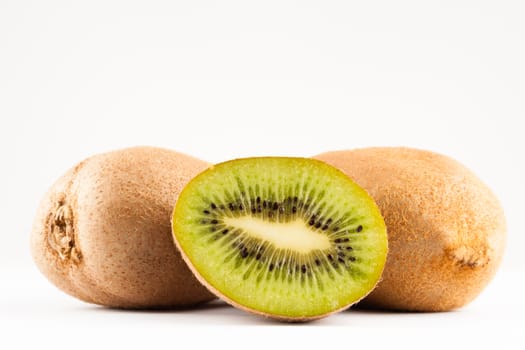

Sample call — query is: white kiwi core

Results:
[223,216,331,253]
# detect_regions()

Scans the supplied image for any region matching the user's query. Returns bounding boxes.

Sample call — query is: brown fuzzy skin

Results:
[314,147,506,311]
[31,146,215,308]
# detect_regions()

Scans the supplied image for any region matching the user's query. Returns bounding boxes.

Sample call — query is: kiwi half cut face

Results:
[172,157,387,321]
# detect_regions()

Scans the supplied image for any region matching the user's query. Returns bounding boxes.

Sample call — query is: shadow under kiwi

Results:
[84,298,230,313]
[348,302,462,314]
[83,299,330,325]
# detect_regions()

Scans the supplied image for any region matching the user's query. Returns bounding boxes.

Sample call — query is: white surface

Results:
[1,266,523,348]
[1,0,524,347]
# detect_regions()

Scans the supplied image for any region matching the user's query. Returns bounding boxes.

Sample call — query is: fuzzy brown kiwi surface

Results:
[31,146,215,308]
[314,147,506,311]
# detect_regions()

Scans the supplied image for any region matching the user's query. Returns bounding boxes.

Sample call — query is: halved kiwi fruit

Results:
[172,157,388,321]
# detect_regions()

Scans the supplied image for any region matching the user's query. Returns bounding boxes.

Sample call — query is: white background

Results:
[1,0,524,348]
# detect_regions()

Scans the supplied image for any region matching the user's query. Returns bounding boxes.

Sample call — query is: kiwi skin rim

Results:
[171,157,388,322]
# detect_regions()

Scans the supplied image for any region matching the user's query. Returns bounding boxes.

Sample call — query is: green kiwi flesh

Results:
[172,157,387,320]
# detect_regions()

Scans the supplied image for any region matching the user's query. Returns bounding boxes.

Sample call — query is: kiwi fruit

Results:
[171,157,388,321]
[31,146,215,308]
[314,147,506,311]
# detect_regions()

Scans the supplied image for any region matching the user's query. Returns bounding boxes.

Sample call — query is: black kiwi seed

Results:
[338,257,345,264]
[334,238,342,243]
[346,246,353,251]
[256,196,261,204]
[229,203,235,210]
[357,225,363,232]
[315,259,321,266]
[349,256,356,262]
[309,218,315,226]
[211,203,217,209]
[203,210,210,215]
[301,265,307,273]
[256,253,261,260]
[272,202,279,210]
[322,225,329,230]
[211,219,218,224]
[241,248,249,258]
[269,264,275,271]
[327,254,333,261]
[292,206,297,213]
[222,229,229,235]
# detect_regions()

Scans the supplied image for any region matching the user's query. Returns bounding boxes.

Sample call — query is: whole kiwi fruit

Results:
[31,146,215,308]
[314,147,506,311]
